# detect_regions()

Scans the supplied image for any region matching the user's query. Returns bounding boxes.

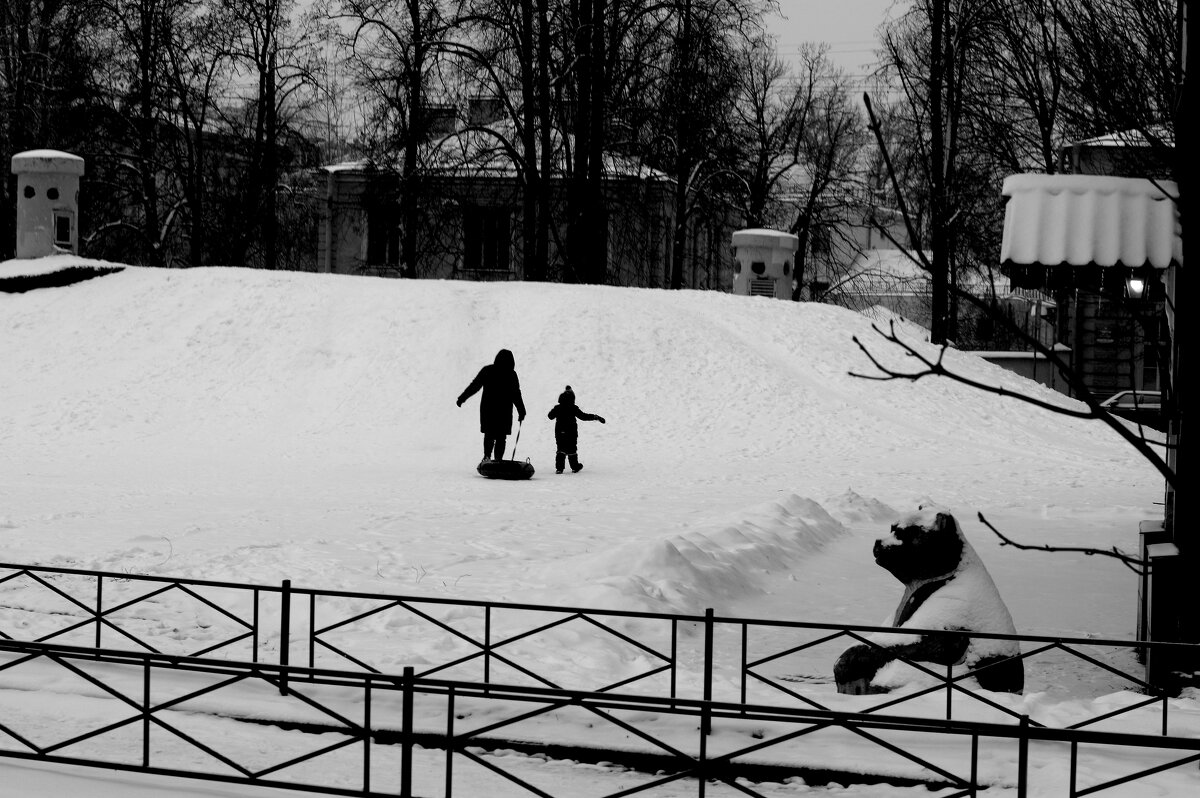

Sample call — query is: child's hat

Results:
[559,385,575,404]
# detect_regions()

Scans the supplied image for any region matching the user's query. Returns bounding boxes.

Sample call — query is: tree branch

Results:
[851,319,1175,489]
[977,512,1147,575]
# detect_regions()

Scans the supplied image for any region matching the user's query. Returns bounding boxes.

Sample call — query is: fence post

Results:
[484,606,491,686]
[702,608,714,736]
[946,663,953,720]
[1069,740,1078,797]
[401,666,414,798]
[95,576,103,650]
[699,699,708,798]
[142,659,151,768]
[362,680,372,793]
[279,580,291,696]
[1017,714,1029,798]
[1162,690,1169,736]
[252,588,261,663]
[446,687,456,797]
[671,618,679,704]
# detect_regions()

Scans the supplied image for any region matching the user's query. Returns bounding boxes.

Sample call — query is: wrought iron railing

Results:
[3,561,1197,737]
[3,638,1200,797]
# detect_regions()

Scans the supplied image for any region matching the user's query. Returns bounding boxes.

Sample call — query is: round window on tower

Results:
[23,185,35,199]
[783,260,791,275]
[47,187,60,200]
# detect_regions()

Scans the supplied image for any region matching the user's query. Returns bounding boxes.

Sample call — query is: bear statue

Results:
[834,505,1025,695]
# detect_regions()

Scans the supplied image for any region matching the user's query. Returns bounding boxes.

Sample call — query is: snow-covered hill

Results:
[1,257,1159,631]
[1,256,1187,798]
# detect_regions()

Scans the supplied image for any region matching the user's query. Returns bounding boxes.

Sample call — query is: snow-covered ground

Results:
[1,256,1191,797]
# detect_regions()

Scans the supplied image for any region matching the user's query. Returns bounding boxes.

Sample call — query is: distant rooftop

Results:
[321,120,670,182]
[1067,125,1174,149]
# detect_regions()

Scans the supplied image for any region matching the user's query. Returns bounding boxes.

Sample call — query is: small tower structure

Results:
[10,149,85,259]
[731,228,800,299]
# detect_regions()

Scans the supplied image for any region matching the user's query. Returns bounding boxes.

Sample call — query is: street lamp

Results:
[1126,275,1147,300]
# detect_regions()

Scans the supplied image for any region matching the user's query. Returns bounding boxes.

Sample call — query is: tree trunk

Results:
[264,48,278,271]
[535,0,553,278]
[137,7,162,267]
[565,0,592,283]
[585,0,607,284]
[928,0,949,344]
[401,0,424,279]
[519,0,541,280]
[669,0,694,290]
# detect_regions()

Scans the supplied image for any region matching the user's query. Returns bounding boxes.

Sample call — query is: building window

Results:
[462,206,511,275]
[366,205,400,268]
[53,212,73,248]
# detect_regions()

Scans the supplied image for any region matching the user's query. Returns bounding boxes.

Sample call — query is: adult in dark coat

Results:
[457,349,527,461]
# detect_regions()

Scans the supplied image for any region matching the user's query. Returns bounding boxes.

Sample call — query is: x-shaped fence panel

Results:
[5,638,1200,798]
[1,563,278,663]
[726,616,1195,738]
[293,588,690,699]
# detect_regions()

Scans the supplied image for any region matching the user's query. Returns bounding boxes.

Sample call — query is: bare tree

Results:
[671,1,754,289]
[729,38,804,230]
[3,2,99,252]
[221,0,322,270]
[455,0,556,281]
[858,0,1192,678]
[88,0,195,267]
[332,0,458,277]
[161,1,235,267]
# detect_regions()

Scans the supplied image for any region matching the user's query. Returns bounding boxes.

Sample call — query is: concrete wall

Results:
[976,348,1070,393]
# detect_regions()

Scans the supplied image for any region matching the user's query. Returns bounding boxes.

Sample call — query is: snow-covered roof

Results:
[1000,174,1181,270]
[321,159,372,173]
[10,149,86,175]
[321,120,670,182]
[428,123,670,180]
[1067,125,1173,149]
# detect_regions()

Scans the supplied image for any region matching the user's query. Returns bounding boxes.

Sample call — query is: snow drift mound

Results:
[534,494,849,612]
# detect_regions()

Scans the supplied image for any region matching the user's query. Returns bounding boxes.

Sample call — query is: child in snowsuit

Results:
[547,385,605,473]
[457,348,527,463]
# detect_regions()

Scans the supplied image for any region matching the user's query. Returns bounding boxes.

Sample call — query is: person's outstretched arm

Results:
[457,368,487,406]
[575,407,605,423]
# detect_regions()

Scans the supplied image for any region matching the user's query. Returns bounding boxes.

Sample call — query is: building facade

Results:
[315,123,737,290]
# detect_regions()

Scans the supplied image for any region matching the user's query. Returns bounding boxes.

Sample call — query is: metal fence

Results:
[4,560,1200,796]
[3,637,1200,798]
[3,562,1193,727]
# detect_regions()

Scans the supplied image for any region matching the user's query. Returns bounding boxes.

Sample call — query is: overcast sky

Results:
[764,0,903,78]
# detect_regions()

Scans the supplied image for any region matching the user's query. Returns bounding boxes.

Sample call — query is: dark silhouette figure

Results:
[547,385,604,473]
[457,349,526,462]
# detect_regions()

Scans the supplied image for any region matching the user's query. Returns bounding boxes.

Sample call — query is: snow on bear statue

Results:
[834,505,1024,695]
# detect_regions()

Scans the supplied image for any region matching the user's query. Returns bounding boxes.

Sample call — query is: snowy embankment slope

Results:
[1,257,1159,631]
[2,257,1190,798]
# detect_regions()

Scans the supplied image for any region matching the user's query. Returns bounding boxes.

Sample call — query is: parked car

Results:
[1099,390,1164,431]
